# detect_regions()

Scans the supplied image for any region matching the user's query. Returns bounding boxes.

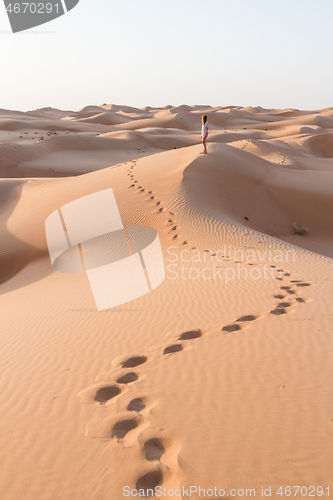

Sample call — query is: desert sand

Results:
[1,104,333,500]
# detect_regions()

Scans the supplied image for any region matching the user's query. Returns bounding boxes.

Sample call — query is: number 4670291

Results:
[277,486,330,497]
[6,3,59,14]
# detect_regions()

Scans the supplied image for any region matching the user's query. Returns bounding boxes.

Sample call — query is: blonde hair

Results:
[202,115,208,124]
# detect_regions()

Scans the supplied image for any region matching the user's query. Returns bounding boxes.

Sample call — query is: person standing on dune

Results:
[201,115,209,154]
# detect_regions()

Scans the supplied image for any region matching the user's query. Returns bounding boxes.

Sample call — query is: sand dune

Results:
[75,111,133,126]
[183,143,333,253]
[301,131,333,157]
[1,104,333,500]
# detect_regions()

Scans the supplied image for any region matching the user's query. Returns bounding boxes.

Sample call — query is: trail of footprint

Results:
[269,276,313,315]
[82,265,311,430]
[126,162,184,243]
[122,164,314,484]
[79,266,313,489]
[78,330,205,491]
[221,313,263,333]
[220,271,312,332]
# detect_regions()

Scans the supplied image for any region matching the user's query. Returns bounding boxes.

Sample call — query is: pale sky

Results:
[1,0,332,111]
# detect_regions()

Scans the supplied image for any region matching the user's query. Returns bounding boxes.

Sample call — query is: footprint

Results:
[77,383,123,404]
[173,234,178,239]
[135,469,163,495]
[158,208,164,212]
[277,302,292,308]
[112,418,140,439]
[156,202,161,206]
[274,294,285,299]
[295,297,307,303]
[171,226,177,231]
[222,324,242,332]
[127,398,147,412]
[281,286,293,290]
[236,315,258,322]
[142,438,166,461]
[163,344,184,355]
[116,372,139,384]
[122,356,148,368]
[286,290,297,295]
[296,283,312,287]
[270,308,287,315]
[178,330,202,340]
[95,385,121,403]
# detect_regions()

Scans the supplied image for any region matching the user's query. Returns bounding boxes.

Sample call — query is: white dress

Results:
[201,121,209,137]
